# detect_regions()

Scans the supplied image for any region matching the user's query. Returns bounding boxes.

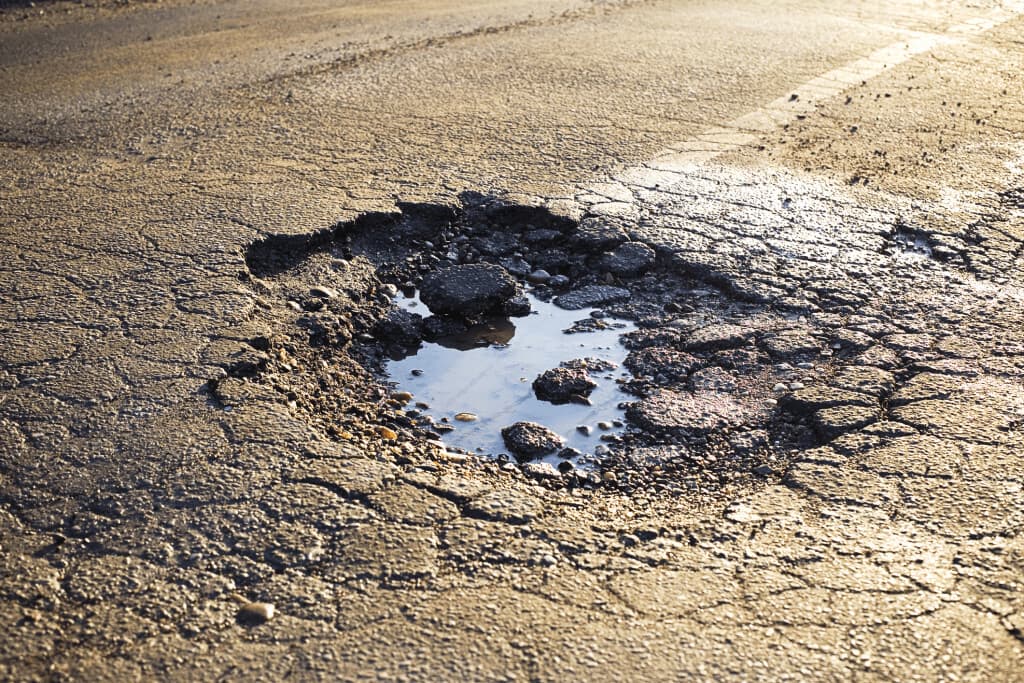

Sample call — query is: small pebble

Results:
[237,602,275,625]
[597,421,613,430]
[788,381,805,390]
[454,412,478,422]
[411,369,424,376]
[796,362,814,370]
[374,426,398,440]
[601,470,618,483]
[772,383,788,392]
[390,391,413,404]
[310,285,338,299]
[576,425,592,436]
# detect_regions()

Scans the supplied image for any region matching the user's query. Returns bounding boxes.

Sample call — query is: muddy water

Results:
[386,292,636,466]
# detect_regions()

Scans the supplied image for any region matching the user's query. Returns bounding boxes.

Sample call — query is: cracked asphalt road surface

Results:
[2,0,1024,680]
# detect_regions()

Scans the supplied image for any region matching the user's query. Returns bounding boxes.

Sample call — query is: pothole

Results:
[237,192,872,494]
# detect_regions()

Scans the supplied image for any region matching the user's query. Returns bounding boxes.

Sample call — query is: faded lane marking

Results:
[577,2,1024,208]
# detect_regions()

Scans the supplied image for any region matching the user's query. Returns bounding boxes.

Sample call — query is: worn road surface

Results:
[2,0,1024,680]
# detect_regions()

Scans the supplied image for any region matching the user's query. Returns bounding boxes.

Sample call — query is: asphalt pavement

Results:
[1,0,1023,680]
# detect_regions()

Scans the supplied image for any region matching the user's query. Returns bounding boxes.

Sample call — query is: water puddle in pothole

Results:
[385,291,637,468]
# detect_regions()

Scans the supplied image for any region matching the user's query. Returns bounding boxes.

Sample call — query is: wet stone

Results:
[501,421,564,461]
[419,264,520,317]
[533,367,598,404]
[373,309,424,347]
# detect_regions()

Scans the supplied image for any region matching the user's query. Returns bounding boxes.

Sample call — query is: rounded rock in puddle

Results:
[533,366,598,404]
[419,263,521,317]
[502,421,564,461]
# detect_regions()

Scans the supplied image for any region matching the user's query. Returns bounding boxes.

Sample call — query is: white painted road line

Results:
[579,2,1024,203]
